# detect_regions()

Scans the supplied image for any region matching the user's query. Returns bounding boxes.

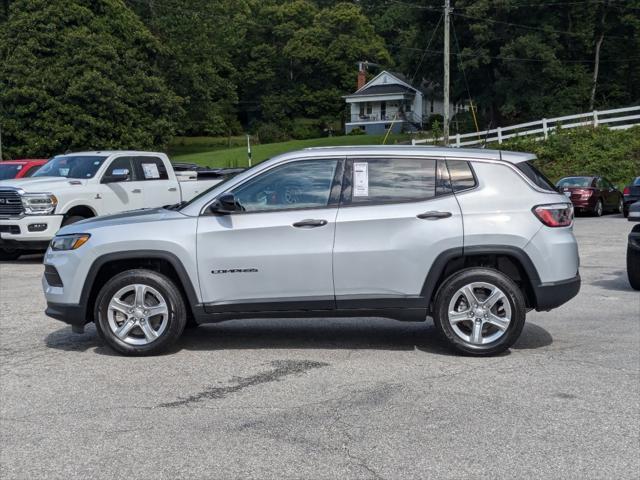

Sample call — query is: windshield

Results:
[33,155,108,179]
[634,177,640,186]
[557,177,593,188]
[0,164,23,180]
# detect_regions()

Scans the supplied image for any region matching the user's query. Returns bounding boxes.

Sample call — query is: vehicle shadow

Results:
[44,318,553,356]
[591,270,634,292]
[0,254,44,265]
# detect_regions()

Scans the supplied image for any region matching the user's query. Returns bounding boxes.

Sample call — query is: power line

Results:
[410,13,443,84]
[386,43,640,64]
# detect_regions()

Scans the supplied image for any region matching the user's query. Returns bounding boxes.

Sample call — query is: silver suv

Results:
[42,147,580,356]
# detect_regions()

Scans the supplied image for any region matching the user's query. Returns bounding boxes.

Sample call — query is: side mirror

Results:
[102,168,130,184]
[209,193,240,214]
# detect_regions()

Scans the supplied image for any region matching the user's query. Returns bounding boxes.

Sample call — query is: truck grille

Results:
[0,189,23,217]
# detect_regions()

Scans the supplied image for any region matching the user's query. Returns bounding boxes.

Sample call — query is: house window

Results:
[366,103,372,115]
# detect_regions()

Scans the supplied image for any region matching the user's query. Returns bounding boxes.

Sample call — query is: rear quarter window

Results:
[515,161,556,192]
[446,160,477,192]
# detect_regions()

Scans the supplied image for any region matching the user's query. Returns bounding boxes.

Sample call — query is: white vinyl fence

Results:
[411,105,640,147]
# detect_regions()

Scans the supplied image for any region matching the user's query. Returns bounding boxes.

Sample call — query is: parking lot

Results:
[0,215,638,479]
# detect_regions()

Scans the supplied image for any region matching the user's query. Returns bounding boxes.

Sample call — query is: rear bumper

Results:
[570,198,596,210]
[533,274,581,311]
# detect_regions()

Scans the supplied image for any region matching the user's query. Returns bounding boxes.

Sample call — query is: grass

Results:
[169,133,410,167]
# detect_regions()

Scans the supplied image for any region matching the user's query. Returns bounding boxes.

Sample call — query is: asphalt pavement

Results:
[1,214,638,479]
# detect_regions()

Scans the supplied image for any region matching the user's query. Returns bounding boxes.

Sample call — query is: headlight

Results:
[50,234,90,251]
[22,193,58,215]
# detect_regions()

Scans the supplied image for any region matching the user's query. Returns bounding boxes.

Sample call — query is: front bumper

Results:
[45,302,87,329]
[0,214,64,247]
[533,274,581,311]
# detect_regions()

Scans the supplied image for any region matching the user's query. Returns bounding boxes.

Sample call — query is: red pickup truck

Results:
[0,159,48,180]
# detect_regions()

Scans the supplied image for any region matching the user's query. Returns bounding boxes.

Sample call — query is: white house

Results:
[343,70,465,135]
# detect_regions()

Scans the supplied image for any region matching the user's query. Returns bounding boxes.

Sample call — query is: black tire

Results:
[617,197,624,214]
[62,215,86,227]
[94,269,187,355]
[0,248,21,261]
[433,268,527,356]
[593,199,603,217]
[627,245,640,291]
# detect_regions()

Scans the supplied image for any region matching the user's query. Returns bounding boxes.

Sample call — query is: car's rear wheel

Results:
[433,268,526,356]
[94,269,187,355]
[593,199,603,217]
[617,198,624,214]
[0,248,21,261]
[628,232,640,291]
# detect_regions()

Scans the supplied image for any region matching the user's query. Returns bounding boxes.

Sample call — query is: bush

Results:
[348,127,365,136]
[498,126,640,187]
[255,123,290,144]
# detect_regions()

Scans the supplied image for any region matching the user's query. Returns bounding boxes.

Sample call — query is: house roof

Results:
[344,70,423,99]
[348,83,416,97]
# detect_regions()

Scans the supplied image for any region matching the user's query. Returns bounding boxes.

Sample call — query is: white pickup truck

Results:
[0,151,224,260]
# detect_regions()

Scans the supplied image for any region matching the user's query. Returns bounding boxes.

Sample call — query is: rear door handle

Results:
[132,189,142,194]
[168,187,177,192]
[292,219,328,228]
[417,211,452,220]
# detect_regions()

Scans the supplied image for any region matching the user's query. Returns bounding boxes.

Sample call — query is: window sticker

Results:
[59,168,70,176]
[353,162,369,197]
[142,163,160,179]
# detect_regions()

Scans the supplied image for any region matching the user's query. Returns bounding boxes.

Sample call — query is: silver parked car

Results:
[42,146,580,356]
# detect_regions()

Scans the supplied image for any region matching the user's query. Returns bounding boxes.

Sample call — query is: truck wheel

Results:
[628,244,640,291]
[94,269,187,355]
[0,248,21,261]
[433,268,526,356]
[62,215,86,227]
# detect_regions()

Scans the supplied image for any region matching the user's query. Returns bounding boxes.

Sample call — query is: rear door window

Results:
[132,157,169,181]
[515,161,556,192]
[343,158,436,205]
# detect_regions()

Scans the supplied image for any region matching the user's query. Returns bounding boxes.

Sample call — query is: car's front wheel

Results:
[94,269,187,355]
[433,268,526,356]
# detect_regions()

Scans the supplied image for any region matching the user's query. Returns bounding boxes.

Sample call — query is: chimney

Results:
[357,62,366,90]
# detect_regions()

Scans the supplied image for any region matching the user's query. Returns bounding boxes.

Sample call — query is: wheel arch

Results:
[422,246,542,311]
[80,250,201,324]
[63,204,97,219]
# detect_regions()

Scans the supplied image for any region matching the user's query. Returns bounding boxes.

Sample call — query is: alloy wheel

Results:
[107,284,169,345]
[447,282,512,345]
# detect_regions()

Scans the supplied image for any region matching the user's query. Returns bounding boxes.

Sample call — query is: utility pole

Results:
[443,0,451,145]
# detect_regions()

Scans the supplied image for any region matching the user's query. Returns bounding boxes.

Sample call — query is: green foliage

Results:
[499,126,640,187]
[0,0,181,158]
[255,122,290,144]
[347,127,365,136]
[172,133,409,167]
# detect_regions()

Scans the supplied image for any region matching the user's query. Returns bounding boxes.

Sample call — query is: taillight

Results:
[533,204,574,227]
[623,186,630,195]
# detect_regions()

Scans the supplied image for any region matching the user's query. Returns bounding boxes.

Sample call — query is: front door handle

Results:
[132,189,142,194]
[292,219,328,228]
[417,211,452,220]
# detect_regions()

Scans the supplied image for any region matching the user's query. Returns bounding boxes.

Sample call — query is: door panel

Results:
[333,196,462,302]
[197,209,338,309]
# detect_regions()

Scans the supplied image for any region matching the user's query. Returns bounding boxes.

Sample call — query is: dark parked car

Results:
[622,176,640,218]
[627,201,640,290]
[556,176,623,217]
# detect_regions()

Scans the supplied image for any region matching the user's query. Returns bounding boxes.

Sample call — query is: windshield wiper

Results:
[163,201,188,211]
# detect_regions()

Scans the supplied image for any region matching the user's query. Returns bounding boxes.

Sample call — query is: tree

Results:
[0,0,181,158]
[126,0,250,136]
